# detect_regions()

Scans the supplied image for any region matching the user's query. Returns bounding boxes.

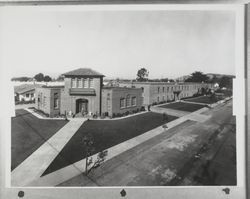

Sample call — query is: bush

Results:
[100,113,106,119]
[152,102,157,106]
[140,106,145,111]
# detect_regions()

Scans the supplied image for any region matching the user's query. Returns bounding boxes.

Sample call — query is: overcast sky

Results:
[0,7,236,79]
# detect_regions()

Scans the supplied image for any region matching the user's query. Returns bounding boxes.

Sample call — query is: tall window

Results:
[54,93,59,109]
[163,87,165,92]
[120,98,125,108]
[158,87,160,93]
[126,95,131,107]
[167,87,169,92]
[77,78,82,88]
[72,78,77,88]
[43,96,46,106]
[89,78,94,88]
[83,78,89,88]
[131,97,136,106]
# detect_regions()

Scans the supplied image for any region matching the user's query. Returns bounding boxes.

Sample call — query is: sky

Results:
[0,6,236,79]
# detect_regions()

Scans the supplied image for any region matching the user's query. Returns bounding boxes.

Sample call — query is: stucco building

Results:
[119,81,214,105]
[15,84,42,102]
[60,68,104,116]
[36,86,63,117]
[102,86,143,117]
[35,68,214,117]
[35,68,143,117]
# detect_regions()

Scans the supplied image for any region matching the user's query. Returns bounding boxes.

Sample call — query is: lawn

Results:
[183,96,219,104]
[11,109,68,170]
[42,112,178,176]
[159,102,206,112]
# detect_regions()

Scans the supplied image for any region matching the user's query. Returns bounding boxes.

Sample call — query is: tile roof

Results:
[14,84,43,94]
[62,68,104,77]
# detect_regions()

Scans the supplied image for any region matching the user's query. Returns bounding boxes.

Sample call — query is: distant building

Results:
[119,81,214,105]
[175,75,191,82]
[14,84,42,102]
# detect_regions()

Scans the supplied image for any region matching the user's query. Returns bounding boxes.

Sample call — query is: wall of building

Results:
[60,77,102,115]
[102,87,143,116]
[35,87,62,117]
[35,88,51,116]
[119,82,214,105]
[49,89,61,117]
[102,89,112,115]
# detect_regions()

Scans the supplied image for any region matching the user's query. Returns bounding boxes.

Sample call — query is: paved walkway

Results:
[180,100,208,106]
[150,106,190,117]
[30,108,211,187]
[11,119,85,187]
[25,108,66,120]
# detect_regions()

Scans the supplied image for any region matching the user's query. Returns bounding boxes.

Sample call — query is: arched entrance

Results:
[76,99,88,114]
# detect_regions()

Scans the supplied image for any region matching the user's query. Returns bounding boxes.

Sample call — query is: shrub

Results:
[140,106,145,111]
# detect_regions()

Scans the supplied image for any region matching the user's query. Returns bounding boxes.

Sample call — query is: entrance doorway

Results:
[76,99,88,115]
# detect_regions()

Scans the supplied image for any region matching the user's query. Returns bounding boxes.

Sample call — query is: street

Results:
[59,100,236,186]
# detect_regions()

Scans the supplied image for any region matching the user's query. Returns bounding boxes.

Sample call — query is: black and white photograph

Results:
[0,2,247,199]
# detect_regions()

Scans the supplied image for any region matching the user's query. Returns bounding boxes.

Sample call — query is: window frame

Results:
[120,98,125,109]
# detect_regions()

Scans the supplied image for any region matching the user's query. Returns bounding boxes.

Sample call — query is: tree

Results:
[34,73,44,82]
[56,75,64,81]
[82,135,95,175]
[11,76,31,82]
[44,75,52,82]
[219,76,232,89]
[82,134,108,175]
[136,68,149,82]
[185,71,209,83]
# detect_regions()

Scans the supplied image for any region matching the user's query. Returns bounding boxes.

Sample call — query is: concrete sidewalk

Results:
[151,106,190,117]
[30,108,211,187]
[11,119,85,187]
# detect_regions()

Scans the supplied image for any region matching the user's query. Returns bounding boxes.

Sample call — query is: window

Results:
[141,87,144,92]
[157,96,160,102]
[163,87,165,92]
[120,98,125,108]
[131,97,136,106]
[31,93,34,97]
[72,78,77,88]
[158,87,160,93]
[77,78,82,88]
[83,78,89,88]
[167,87,169,92]
[43,96,46,106]
[26,93,29,98]
[126,95,131,107]
[89,78,94,88]
[54,93,59,109]
[162,96,164,101]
